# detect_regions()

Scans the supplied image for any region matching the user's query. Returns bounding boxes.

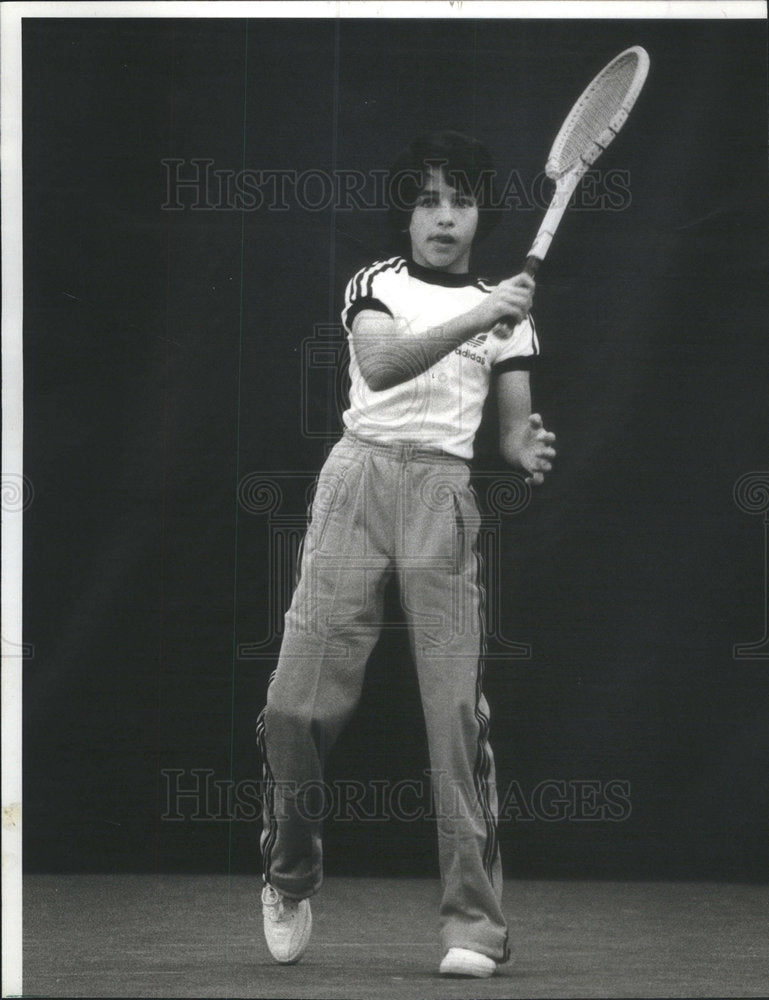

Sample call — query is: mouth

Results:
[429,234,456,246]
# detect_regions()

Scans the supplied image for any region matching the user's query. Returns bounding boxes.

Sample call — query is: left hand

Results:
[519,413,556,486]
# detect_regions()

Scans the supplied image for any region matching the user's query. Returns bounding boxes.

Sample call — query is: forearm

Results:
[499,419,531,468]
[496,368,534,469]
[360,307,489,392]
[497,369,556,485]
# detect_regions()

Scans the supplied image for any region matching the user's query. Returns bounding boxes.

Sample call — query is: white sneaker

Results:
[261,883,312,964]
[439,947,497,978]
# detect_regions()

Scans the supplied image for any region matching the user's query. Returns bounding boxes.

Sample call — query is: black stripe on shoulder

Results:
[492,356,538,374]
[528,314,540,355]
[355,256,406,299]
[345,296,393,329]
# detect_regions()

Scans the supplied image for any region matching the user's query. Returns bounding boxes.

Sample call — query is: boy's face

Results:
[409,166,479,273]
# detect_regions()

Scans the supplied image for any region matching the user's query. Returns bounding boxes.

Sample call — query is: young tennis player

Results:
[257,131,556,978]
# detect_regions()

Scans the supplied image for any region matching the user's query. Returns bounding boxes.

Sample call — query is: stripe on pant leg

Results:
[293,494,314,589]
[256,670,278,881]
[468,485,498,880]
[257,490,316,879]
[454,484,509,961]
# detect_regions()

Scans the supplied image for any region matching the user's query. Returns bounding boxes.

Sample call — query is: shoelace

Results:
[263,886,296,922]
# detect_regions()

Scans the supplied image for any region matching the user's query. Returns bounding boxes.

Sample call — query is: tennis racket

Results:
[523,45,650,277]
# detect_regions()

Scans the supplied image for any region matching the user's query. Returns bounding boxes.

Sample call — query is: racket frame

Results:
[524,45,650,276]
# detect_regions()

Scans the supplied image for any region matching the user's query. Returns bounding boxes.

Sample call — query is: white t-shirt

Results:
[340,256,540,459]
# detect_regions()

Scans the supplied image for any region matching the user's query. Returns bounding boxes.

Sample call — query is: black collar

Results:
[406,258,481,287]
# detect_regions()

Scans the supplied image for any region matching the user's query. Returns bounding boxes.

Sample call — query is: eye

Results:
[415,192,438,207]
[455,193,476,209]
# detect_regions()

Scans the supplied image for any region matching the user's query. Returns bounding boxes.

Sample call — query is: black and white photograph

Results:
[2,2,769,997]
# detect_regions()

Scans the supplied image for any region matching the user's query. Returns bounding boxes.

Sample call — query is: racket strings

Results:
[549,52,643,176]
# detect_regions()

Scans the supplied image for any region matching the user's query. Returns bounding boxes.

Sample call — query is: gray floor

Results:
[21,875,769,998]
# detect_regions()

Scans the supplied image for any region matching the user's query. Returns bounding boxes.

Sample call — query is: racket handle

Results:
[497,256,542,334]
[524,255,541,277]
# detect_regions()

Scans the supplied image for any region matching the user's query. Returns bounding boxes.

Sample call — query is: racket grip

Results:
[524,255,541,277]
[497,256,541,333]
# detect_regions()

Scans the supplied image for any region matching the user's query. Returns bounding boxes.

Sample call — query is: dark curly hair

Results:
[386,130,501,244]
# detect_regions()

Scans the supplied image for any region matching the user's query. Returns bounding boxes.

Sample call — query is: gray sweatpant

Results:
[257,431,509,962]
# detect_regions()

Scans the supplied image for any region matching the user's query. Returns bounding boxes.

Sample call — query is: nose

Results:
[436,199,455,226]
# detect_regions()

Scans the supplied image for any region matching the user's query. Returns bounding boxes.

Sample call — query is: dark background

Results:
[23,16,769,880]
